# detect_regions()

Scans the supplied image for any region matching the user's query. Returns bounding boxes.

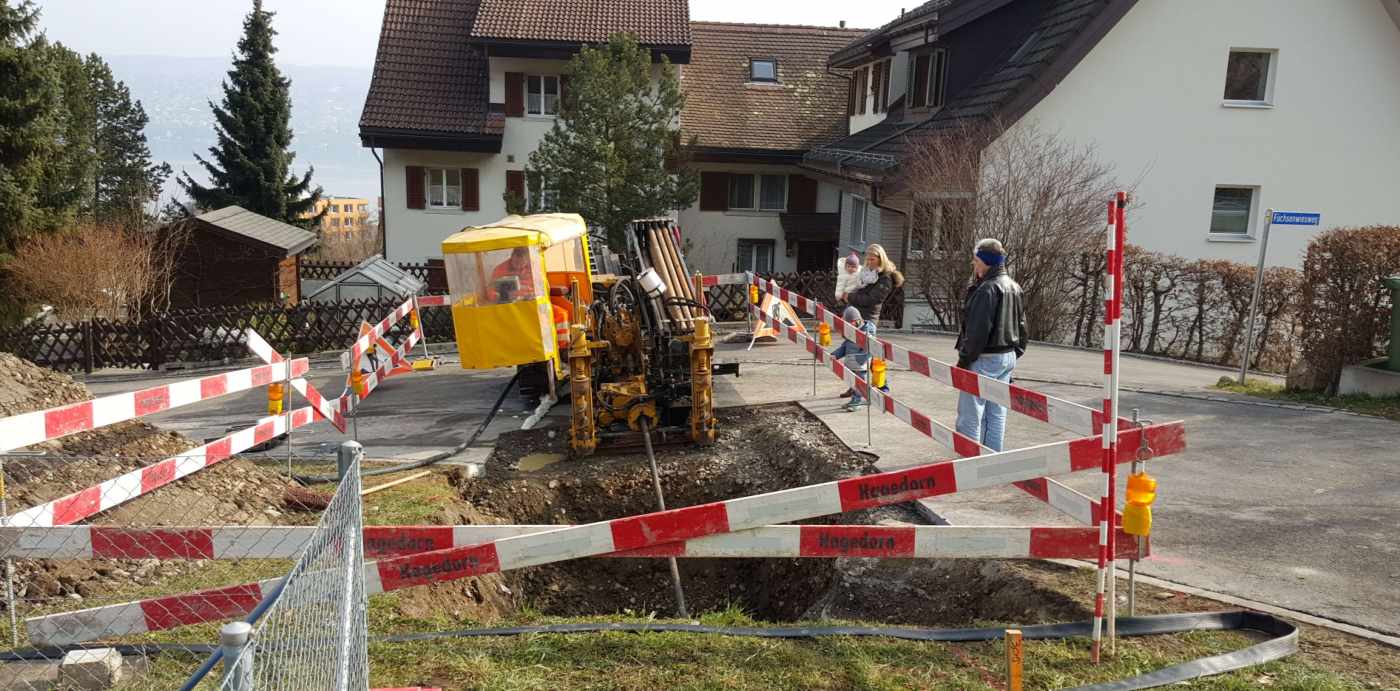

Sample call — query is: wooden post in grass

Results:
[1005,629,1023,691]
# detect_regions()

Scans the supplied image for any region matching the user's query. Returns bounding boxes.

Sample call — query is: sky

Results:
[33,0,909,67]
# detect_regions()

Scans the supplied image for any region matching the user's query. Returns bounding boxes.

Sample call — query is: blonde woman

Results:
[845,243,904,329]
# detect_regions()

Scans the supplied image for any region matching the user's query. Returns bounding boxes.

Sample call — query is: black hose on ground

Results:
[2,611,1295,690]
[290,370,520,485]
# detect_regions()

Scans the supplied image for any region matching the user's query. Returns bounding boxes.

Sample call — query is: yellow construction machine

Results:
[440,213,732,455]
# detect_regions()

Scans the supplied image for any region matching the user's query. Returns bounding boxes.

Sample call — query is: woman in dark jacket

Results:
[845,243,905,328]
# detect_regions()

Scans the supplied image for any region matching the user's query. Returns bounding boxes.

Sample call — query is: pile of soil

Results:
[406,402,1088,628]
[0,354,300,607]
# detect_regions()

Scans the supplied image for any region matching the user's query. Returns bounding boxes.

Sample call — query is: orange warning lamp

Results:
[872,358,887,389]
[1123,472,1157,536]
[749,285,759,305]
[266,382,284,415]
[350,370,366,398]
[410,309,421,332]
[818,322,831,347]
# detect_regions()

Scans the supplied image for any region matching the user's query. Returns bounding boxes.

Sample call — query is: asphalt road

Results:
[71,330,1400,635]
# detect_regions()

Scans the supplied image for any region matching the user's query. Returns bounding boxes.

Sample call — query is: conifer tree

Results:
[178,0,321,225]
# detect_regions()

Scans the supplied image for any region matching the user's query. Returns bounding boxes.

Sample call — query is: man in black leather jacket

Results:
[954,238,1027,451]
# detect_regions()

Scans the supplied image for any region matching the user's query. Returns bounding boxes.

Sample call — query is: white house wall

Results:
[1010,0,1400,267]
[678,162,841,275]
[383,57,676,262]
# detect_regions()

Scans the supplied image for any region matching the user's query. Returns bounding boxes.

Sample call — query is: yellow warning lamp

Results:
[266,382,284,415]
[818,322,831,347]
[1122,472,1157,536]
[749,285,759,305]
[350,370,366,398]
[410,309,421,332]
[871,358,887,389]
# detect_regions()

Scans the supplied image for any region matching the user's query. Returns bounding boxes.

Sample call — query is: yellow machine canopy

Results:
[441,214,593,372]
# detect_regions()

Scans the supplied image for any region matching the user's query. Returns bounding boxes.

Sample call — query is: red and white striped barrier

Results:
[1094,192,1129,660]
[700,273,751,287]
[414,294,449,308]
[752,306,1115,528]
[343,298,416,365]
[25,411,1181,643]
[3,524,1141,561]
[2,408,314,528]
[0,359,309,454]
[751,275,1132,438]
[26,519,1154,643]
[245,330,346,432]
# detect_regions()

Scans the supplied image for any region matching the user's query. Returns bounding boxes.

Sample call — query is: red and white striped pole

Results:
[1092,192,1127,662]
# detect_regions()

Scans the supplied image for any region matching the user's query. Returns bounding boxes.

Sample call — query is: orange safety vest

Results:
[552,303,570,353]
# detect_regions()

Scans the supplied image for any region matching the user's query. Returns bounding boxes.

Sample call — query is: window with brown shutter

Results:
[505,72,524,117]
[405,165,425,209]
[505,170,526,202]
[787,175,817,213]
[461,168,479,211]
[699,172,730,211]
[871,62,884,114]
[855,67,867,115]
[881,59,892,111]
[847,76,856,116]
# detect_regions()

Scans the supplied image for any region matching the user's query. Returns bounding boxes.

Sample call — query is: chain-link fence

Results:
[209,445,366,690]
[0,443,362,689]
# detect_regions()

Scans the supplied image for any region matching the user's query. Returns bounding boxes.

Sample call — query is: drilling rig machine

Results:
[440,213,735,457]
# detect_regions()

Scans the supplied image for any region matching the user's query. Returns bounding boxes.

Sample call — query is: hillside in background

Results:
[106,55,378,209]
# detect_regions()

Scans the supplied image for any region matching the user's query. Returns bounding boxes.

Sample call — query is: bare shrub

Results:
[6,222,186,321]
[1297,226,1400,392]
[904,119,1123,339]
[310,221,383,263]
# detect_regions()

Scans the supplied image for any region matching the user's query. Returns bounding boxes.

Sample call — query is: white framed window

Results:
[850,195,868,245]
[527,176,558,212]
[736,239,775,273]
[330,204,340,213]
[1223,49,1276,106]
[526,75,560,116]
[728,173,756,210]
[1209,186,1258,237]
[726,173,786,212]
[425,167,462,209]
[750,58,777,83]
[758,174,786,211]
[910,48,949,109]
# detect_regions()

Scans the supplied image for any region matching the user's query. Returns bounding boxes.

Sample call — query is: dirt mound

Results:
[0,355,301,609]
[0,352,90,418]
[405,403,1087,629]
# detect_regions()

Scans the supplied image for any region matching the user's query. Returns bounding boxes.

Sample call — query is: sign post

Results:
[1239,209,1320,384]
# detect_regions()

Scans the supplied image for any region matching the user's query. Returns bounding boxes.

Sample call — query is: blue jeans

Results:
[955,351,1017,451]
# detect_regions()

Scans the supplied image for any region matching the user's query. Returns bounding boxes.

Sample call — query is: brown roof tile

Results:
[681,22,866,152]
[471,0,691,46]
[359,0,499,137]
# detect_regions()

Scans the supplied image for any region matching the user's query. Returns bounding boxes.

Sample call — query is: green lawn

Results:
[1215,377,1400,421]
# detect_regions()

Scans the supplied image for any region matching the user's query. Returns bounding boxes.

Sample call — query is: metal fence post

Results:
[338,441,363,482]
[220,622,254,691]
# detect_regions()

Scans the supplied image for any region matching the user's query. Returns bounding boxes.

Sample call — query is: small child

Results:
[830,306,878,411]
[834,253,861,302]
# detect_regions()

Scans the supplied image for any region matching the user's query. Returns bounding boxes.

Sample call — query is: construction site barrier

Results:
[0,358,309,454]
[27,420,1183,644]
[750,302,1115,528]
[2,524,1142,561]
[3,407,314,528]
[1093,192,1129,661]
[2,297,425,530]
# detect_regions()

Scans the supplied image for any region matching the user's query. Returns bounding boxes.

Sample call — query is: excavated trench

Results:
[428,403,1088,627]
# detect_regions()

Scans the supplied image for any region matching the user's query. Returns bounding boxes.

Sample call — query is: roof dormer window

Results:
[750,58,778,83]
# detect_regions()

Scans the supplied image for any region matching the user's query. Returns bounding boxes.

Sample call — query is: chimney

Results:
[839,20,846,28]
[901,7,906,15]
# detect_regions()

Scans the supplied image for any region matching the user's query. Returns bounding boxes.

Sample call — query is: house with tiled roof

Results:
[359,0,691,262]
[803,0,1400,271]
[678,21,866,274]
